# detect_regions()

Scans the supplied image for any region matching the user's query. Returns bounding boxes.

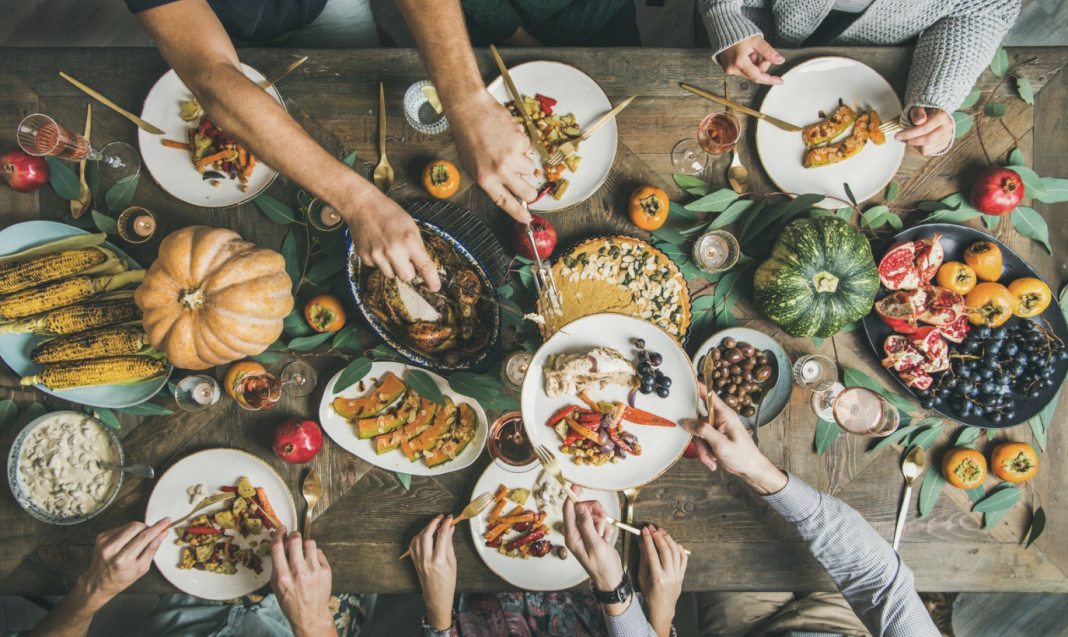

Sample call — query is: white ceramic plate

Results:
[692,327,793,428]
[145,448,298,600]
[139,64,282,208]
[0,221,169,408]
[487,61,617,212]
[318,362,488,476]
[521,314,696,491]
[469,461,619,591]
[756,56,905,209]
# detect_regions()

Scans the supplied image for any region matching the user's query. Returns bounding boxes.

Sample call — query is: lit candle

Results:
[801,360,821,382]
[193,382,213,405]
[320,205,341,227]
[133,214,156,237]
[504,352,533,387]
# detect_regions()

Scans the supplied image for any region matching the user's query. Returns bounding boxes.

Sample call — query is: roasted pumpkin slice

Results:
[404,396,457,459]
[333,371,406,420]
[375,397,439,454]
[869,110,886,145]
[803,112,871,168]
[356,387,418,439]
[425,403,478,468]
[801,102,857,147]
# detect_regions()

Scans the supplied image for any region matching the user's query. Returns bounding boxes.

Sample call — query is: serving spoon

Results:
[302,469,323,540]
[724,82,748,194]
[103,463,155,479]
[373,82,394,194]
[892,446,925,550]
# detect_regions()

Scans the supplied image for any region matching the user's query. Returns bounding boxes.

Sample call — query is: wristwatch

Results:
[591,570,633,605]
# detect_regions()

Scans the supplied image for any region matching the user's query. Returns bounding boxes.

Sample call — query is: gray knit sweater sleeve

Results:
[903,0,1021,115]
[698,0,767,59]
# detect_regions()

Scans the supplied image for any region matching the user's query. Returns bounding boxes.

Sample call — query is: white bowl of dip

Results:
[7,411,124,525]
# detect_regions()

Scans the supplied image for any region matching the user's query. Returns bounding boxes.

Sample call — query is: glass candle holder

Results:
[691,229,740,273]
[117,206,159,244]
[175,375,221,412]
[403,80,449,135]
[307,196,344,232]
[500,351,533,392]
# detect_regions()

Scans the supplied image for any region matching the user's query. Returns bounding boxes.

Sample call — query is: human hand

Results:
[410,515,457,631]
[681,388,787,495]
[79,519,170,607]
[716,35,784,85]
[344,192,442,291]
[269,526,337,637]
[895,107,953,156]
[563,492,624,594]
[449,90,538,223]
[638,525,688,637]
[502,26,542,47]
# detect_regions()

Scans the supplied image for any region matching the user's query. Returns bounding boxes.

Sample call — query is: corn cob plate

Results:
[0,221,171,408]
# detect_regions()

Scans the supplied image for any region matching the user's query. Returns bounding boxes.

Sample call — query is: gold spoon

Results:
[724,82,748,195]
[892,446,925,550]
[302,469,323,540]
[621,486,644,569]
[71,105,92,218]
[372,82,394,194]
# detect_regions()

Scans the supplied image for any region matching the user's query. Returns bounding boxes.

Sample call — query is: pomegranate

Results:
[876,292,920,333]
[510,214,557,261]
[899,369,933,390]
[272,418,323,464]
[909,327,949,373]
[913,235,944,284]
[940,315,971,344]
[877,235,943,290]
[918,286,965,326]
[683,440,698,459]
[1,149,49,193]
[882,335,923,372]
[969,166,1024,215]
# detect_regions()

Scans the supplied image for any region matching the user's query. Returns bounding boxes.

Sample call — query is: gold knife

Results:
[680,82,803,133]
[490,45,550,160]
[59,72,165,135]
[258,56,308,91]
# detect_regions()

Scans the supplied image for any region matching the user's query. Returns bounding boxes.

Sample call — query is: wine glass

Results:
[831,387,900,437]
[280,360,318,397]
[670,111,741,175]
[234,370,282,411]
[17,114,139,182]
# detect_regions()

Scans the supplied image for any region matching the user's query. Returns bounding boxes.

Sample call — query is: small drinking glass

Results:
[793,354,838,392]
[692,229,740,273]
[832,387,900,437]
[174,375,221,412]
[488,412,537,473]
[17,114,139,181]
[671,111,740,175]
[117,207,159,244]
[234,370,282,411]
[403,80,449,135]
[280,360,318,397]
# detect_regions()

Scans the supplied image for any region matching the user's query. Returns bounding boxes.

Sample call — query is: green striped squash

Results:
[754,216,878,337]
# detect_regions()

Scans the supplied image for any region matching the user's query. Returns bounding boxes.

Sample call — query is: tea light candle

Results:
[502,352,533,388]
[320,205,341,228]
[193,382,213,405]
[801,360,821,382]
[133,214,156,237]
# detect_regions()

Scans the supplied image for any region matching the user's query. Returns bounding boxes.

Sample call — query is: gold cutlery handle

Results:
[579,94,637,143]
[304,508,313,540]
[378,82,387,159]
[60,72,164,135]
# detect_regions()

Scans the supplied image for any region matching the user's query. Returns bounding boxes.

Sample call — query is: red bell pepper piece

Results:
[622,407,676,428]
[220,485,237,492]
[546,405,577,428]
[608,427,639,456]
[531,183,554,204]
[535,94,556,116]
[562,431,583,446]
[186,526,221,536]
[577,413,602,424]
[566,417,601,443]
[505,529,546,552]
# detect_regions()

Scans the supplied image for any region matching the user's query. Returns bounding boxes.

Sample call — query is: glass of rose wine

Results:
[17,114,140,182]
[234,370,282,411]
[671,111,741,175]
[831,387,900,436]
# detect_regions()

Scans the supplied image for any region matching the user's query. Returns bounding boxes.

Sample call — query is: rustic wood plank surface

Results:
[0,46,1066,595]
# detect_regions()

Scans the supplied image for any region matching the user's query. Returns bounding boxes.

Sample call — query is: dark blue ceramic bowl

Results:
[346,219,503,373]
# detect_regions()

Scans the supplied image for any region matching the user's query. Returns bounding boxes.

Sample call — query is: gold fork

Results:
[879,117,903,135]
[525,204,564,316]
[167,492,236,529]
[399,491,496,560]
[546,94,638,167]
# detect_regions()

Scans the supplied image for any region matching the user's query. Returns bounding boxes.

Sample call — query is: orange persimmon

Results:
[963,241,1003,282]
[935,262,977,295]
[422,160,459,198]
[942,448,987,489]
[991,442,1038,483]
[966,282,1014,327]
[629,186,669,231]
[304,294,346,332]
[1007,277,1051,318]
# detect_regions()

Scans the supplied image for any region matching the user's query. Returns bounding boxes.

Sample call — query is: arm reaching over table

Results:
[133,0,441,291]
[269,526,340,637]
[392,0,539,223]
[22,519,169,637]
[681,391,940,637]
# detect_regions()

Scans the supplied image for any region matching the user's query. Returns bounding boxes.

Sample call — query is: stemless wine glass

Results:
[831,387,900,437]
[234,370,282,411]
[280,360,318,397]
[17,114,139,182]
[671,111,741,175]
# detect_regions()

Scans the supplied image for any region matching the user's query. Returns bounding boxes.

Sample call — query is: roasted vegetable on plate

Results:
[482,484,554,559]
[176,477,276,576]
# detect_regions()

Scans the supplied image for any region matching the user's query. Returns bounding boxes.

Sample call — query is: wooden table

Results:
[1,46,1067,596]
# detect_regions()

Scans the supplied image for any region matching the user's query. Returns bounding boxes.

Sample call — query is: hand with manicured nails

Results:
[562,489,625,603]
[681,388,789,496]
[895,107,954,156]
[716,35,785,85]
[638,525,688,637]
[82,519,170,603]
[270,526,338,637]
[410,515,457,631]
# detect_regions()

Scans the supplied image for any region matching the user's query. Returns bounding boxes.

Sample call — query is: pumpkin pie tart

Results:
[538,236,692,342]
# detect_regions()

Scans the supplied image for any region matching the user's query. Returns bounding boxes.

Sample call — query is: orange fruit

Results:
[224,360,265,400]
[991,442,1038,483]
[942,447,987,489]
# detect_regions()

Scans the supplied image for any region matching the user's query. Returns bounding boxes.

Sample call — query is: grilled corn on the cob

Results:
[30,325,150,364]
[45,298,143,335]
[0,270,144,320]
[0,248,109,295]
[21,355,167,390]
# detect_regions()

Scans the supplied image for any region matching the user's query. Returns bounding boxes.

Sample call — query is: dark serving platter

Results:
[861,223,1068,429]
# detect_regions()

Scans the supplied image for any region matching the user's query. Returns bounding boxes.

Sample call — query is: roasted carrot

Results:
[493,484,509,501]
[566,417,600,443]
[495,512,535,525]
[162,139,191,151]
[255,488,280,526]
[240,154,256,178]
[577,393,601,412]
[237,147,247,167]
[196,149,233,167]
[483,521,512,542]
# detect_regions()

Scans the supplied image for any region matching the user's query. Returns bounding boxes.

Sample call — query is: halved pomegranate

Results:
[913,234,944,283]
[899,369,933,390]
[909,326,949,373]
[875,291,921,333]
[877,235,944,290]
[918,286,965,326]
[882,335,923,372]
[940,315,971,344]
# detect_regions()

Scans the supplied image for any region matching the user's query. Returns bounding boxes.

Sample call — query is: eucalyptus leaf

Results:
[283,309,315,337]
[87,161,100,204]
[93,407,121,429]
[332,323,362,350]
[25,402,47,423]
[868,424,918,452]
[91,210,119,235]
[983,214,1000,229]
[669,200,698,223]
[1006,166,1049,199]
[736,198,770,243]
[1017,76,1034,105]
[984,101,1006,118]
[740,200,790,244]
[254,193,299,224]
[0,400,17,437]
[104,174,139,212]
[923,208,982,224]
[909,422,944,451]
[972,483,1020,513]
[448,374,494,400]
[478,389,521,410]
[989,45,1008,77]
[333,357,372,392]
[516,267,534,290]
[651,226,687,246]
[984,504,1011,529]
[707,199,755,230]
[396,472,412,490]
[44,156,81,200]
[251,351,286,364]
[887,182,900,202]
[685,189,740,213]
[288,332,334,351]
[1008,148,1026,166]
[843,183,857,206]
[1038,177,1068,203]
[1029,418,1047,451]
[965,486,985,503]
[917,468,947,518]
[811,336,824,349]
[960,86,982,108]
[835,207,853,222]
[497,284,514,299]
[281,231,301,292]
[814,418,839,454]
[370,343,397,359]
[862,205,890,228]
[954,427,982,447]
[1011,206,1052,254]
[307,258,345,284]
[114,402,173,416]
[673,174,711,189]
[341,150,358,167]
[407,368,446,406]
[886,214,903,231]
[952,111,974,138]
[1025,507,1046,549]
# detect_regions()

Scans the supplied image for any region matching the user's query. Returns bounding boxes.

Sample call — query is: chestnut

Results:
[754,365,773,382]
